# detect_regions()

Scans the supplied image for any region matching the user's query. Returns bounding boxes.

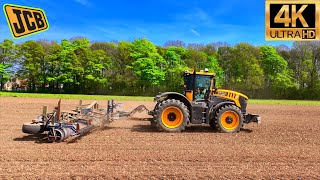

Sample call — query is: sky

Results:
[0,0,292,46]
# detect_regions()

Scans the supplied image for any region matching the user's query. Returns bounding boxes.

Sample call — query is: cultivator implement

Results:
[22,99,150,142]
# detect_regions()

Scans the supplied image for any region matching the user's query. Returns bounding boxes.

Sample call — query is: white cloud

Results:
[194,8,209,22]
[74,0,90,6]
[190,29,200,36]
[176,8,212,25]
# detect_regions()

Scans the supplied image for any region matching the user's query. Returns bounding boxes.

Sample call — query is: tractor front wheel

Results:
[154,99,189,132]
[214,105,243,133]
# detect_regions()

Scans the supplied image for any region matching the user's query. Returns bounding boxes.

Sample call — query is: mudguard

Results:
[154,92,191,108]
[152,92,192,118]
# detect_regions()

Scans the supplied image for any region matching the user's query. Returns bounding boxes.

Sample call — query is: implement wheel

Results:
[214,105,243,133]
[154,99,189,132]
[22,122,45,134]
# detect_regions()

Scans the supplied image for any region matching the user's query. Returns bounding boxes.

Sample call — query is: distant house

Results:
[3,78,28,91]
[3,81,13,91]
[16,78,28,91]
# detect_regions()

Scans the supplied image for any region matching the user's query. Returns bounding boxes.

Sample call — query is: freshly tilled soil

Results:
[0,97,319,179]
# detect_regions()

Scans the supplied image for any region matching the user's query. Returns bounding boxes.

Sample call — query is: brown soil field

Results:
[0,97,319,179]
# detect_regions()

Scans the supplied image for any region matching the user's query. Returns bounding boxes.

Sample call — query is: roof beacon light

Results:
[204,68,209,72]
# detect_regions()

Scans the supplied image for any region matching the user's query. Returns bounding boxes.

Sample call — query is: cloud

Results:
[193,8,209,21]
[176,8,211,25]
[74,0,90,6]
[0,26,89,43]
[136,27,147,34]
[190,29,200,36]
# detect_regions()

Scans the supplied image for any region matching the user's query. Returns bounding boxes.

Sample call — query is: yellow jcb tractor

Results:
[150,69,261,133]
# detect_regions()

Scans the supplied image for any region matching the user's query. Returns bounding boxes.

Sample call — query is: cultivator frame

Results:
[22,99,150,142]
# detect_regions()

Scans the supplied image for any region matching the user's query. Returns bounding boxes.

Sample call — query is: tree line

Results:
[0,38,319,99]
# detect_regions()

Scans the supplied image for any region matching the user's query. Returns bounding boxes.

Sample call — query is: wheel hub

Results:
[167,112,176,121]
[225,116,233,124]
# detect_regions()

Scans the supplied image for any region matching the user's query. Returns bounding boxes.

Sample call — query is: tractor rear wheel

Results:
[154,99,189,132]
[214,105,243,133]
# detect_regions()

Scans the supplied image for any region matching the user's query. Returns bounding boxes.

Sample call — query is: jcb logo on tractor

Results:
[3,4,49,38]
[265,0,319,40]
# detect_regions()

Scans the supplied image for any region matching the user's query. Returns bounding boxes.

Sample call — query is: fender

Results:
[154,92,191,110]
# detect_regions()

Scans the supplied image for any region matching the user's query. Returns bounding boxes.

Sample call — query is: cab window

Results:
[185,75,193,90]
[195,75,211,100]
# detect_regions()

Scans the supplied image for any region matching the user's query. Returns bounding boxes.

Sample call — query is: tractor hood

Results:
[215,89,249,99]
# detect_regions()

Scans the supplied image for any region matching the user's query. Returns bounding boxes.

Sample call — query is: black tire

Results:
[151,103,160,127]
[209,120,216,130]
[22,122,45,134]
[154,99,189,132]
[150,119,157,128]
[208,108,216,130]
[214,105,243,133]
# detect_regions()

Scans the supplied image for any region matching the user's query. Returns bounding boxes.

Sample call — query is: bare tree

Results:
[163,40,186,48]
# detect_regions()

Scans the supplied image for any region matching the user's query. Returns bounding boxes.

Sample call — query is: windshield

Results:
[195,75,211,100]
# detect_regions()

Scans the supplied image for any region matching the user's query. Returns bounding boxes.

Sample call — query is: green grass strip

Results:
[1,92,320,105]
[249,99,320,105]
[0,92,153,101]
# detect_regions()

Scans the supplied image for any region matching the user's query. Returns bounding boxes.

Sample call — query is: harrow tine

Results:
[23,99,153,143]
[128,105,149,117]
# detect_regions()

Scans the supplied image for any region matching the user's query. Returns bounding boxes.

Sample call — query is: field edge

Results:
[1,92,320,105]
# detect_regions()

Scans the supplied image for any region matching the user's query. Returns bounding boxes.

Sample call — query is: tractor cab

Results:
[184,69,215,101]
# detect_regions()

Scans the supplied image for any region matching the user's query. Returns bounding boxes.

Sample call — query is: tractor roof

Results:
[184,70,215,76]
